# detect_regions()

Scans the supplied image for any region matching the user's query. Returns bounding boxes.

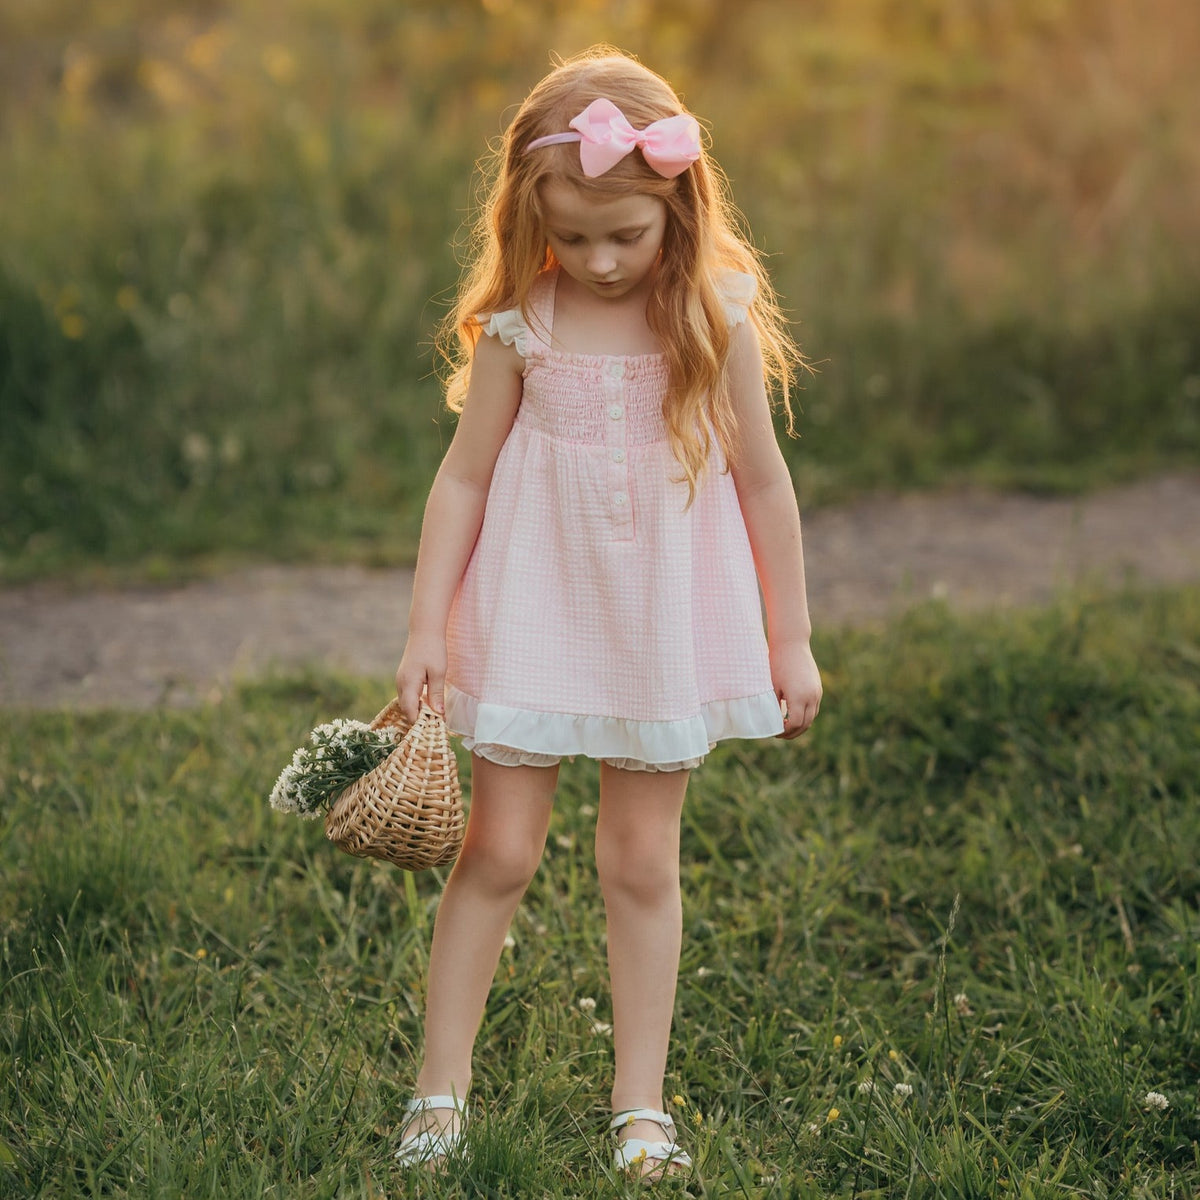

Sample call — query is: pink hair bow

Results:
[525,97,701,179]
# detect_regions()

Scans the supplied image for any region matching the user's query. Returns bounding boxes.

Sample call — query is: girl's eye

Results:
[617,233,644,246]
[555,234,583,246]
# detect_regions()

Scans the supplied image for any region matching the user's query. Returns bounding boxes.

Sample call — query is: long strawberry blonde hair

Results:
[440,46,804,500]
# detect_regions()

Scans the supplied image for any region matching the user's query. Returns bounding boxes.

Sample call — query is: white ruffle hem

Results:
[445,684,784,773]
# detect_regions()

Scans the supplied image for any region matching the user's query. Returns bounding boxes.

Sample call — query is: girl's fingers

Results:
[778,694,820,739]
[426,672,446,717]
[396,670,424,724]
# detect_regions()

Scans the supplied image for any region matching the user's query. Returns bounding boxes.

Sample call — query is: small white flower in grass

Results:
[857,1080,877,1095]
[894,1083,913,1099]
[591,1021,613,1036]
[503,934,516,950]
[578,997,597,1013]
[1143,1091,1169,1112]
[954,992,973,1016]
[696,967,713,978]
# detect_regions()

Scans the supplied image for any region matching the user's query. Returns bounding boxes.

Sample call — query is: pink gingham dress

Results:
[444,267,784,771]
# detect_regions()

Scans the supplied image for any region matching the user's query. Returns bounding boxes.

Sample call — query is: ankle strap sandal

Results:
[610,1107,693,1174]
[393,1093,467,1167]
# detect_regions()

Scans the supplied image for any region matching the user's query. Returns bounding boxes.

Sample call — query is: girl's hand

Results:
[770,637,822,739]
[394,631,448,724]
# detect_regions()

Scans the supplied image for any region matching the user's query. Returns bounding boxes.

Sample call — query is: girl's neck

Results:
[550,268,663,358]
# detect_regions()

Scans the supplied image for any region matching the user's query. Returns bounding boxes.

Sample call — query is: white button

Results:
[606,362,626,380]
[608,404,624,421]
[611,448,626,463]
[614,492,628,506]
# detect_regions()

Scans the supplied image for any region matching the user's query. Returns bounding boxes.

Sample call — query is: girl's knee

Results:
[595,827,679,906]
[456,830,544,898]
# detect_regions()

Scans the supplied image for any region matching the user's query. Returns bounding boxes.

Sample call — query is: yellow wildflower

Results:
[60,313,86,340]
[262,44,298,85]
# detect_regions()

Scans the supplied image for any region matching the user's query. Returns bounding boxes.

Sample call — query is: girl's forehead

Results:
[539,179,665,231]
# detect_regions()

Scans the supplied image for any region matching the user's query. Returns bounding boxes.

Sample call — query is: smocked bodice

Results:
[518,349,670,445]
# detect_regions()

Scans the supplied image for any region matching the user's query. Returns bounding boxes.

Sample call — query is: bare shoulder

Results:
[726,319,771,423]
[473,323,527,380]
[727,315,764,368]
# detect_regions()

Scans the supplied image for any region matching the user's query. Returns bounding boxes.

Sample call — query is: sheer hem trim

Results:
[444,684,783,771]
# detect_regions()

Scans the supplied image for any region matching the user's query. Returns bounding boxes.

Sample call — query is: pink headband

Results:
[524,97,701,179]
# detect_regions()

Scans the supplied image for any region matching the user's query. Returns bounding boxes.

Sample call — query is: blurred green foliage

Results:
[1,0,1198,577]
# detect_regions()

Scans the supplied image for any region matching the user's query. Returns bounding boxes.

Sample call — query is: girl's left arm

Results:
[727,321,822,738]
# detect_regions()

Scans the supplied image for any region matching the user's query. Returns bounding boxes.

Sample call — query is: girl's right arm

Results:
[394,332,524,721]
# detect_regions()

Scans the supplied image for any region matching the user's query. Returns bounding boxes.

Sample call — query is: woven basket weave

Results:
[325,699,464,870]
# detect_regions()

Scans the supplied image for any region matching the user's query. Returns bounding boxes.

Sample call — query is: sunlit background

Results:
[2,0,1198,577]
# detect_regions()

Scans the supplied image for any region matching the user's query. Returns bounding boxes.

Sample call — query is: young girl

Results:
[393,46,821,1178]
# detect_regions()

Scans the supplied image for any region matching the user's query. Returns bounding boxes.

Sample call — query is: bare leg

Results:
[399,757,558,1150]
[595,763,689,1174]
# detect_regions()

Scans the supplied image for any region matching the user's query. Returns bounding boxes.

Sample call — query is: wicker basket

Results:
[325,699,464,870]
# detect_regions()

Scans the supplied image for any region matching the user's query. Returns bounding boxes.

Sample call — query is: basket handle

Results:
[369,698,442,736]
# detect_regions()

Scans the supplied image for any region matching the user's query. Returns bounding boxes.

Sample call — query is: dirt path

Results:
[2,474,1197,709]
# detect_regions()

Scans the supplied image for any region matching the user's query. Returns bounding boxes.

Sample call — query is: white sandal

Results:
[610,1107,692,1176]
[393,1094,467,1167]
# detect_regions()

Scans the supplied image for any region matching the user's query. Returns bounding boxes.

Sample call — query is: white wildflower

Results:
[1143,1091,1169,1112]
[954,992,973,1016]
[269,719,400,818]
[269,763,302,813]
[591,1021,613,1036]
[857,1080,877,1095]
[894,1083,913,1099]
[577,997,597,1013]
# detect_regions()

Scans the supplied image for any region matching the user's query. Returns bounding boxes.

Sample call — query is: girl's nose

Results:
[587,246,617,275]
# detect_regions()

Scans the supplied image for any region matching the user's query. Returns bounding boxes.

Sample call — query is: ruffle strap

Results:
[477,309,529,358]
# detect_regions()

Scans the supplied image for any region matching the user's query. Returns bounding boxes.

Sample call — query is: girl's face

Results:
[540,179,668,302]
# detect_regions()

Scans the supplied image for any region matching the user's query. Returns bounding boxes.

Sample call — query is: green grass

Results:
[3,587,1199,1197]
